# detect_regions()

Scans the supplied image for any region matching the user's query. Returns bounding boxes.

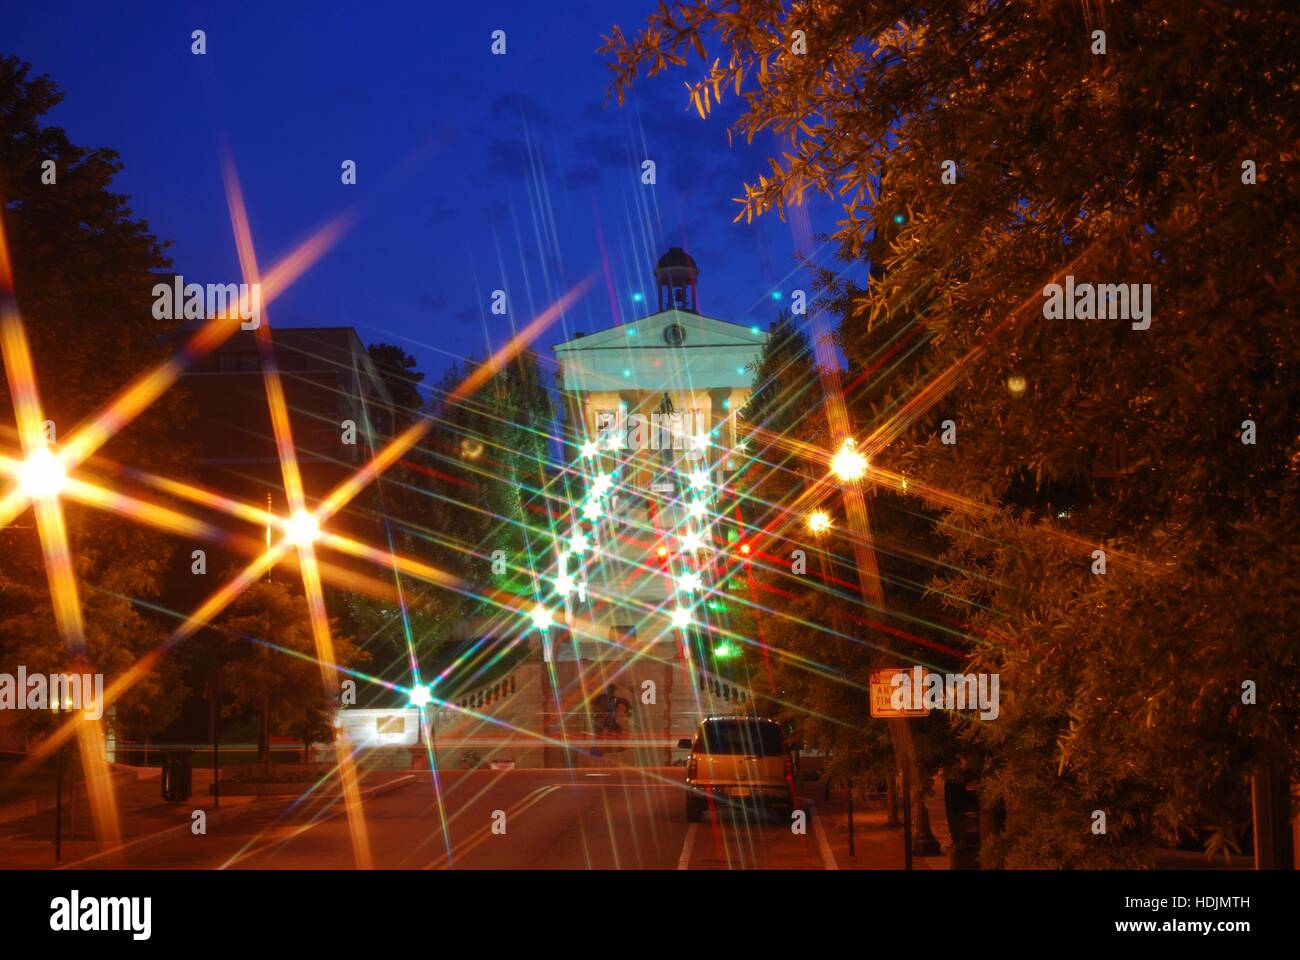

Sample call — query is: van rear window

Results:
[695,721,785,756]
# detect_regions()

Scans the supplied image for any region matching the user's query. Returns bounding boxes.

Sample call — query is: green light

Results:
[713,641,740,660]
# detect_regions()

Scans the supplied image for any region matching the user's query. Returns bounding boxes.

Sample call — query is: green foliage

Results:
[336,351,555,701]
[366,342,426,429]
[0,56,189,740]
[217,579,365,748]
[606,2,1300,864]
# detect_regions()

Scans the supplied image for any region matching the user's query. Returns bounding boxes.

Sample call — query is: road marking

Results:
[676,822,698,870]
[423,783,562,870]
[803,799,838,870]
[220,818,327,869]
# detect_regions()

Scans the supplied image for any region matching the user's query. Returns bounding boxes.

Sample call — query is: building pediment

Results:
[554,310,766,392]
[555,310,762,352]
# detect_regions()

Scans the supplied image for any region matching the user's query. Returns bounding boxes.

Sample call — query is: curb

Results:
[57,774,418,869]
[0,767,141,826]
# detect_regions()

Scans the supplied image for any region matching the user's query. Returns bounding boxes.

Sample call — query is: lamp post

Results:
[825,438,939,863]
[52,700,67,862]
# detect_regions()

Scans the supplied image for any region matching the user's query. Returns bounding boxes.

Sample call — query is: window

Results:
[695,720,785,756]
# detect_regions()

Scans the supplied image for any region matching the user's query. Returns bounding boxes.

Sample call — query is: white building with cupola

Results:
[525,249,768,763]
[421,250,769,769]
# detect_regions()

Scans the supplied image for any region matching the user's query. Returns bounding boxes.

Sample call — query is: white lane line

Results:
[803,798,838,871]
[676,822,698,870]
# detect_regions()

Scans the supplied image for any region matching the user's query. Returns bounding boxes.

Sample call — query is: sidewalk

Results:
[808,783,953,870]
[0,765,412,869]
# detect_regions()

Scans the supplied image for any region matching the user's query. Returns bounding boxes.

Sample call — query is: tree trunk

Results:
[1251,764,1295,870]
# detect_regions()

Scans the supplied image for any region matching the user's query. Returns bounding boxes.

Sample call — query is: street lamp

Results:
[830,439,867,482]
[284,509,321,546]
[807,510,832,535]
[679,530,705,553]
[407,683,432,708]
[530,604,554,632]
[17,447,67,499]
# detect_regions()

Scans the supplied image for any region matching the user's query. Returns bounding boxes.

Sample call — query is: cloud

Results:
[572,131,630,169]
[489,92,550,124]
[454,305,482,326]
[486,138,532,178]
[581,100,612,123]
[563,166,601,189]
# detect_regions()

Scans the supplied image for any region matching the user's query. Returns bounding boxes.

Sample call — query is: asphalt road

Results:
[115,768,837,870]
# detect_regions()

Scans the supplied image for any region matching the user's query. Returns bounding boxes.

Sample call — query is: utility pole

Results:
[847,777,855,858]
[209,666,221,809]
[54,733,64,862]
[901,758,913,871]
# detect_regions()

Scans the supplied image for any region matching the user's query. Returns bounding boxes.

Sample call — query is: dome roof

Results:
[655,246,699,277]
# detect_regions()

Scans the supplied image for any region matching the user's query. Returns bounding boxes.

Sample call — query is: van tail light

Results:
[784,752,794,782]
[687,755,698,780]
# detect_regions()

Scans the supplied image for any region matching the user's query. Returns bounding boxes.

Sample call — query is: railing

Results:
[695,666,751,706]
[430,668,522,725]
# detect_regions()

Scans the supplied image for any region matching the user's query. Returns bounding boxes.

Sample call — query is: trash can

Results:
[160,750,192,802]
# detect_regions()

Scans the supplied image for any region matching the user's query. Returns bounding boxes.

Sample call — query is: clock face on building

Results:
[663,322,686,346]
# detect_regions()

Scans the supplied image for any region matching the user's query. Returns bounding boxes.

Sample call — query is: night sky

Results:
[7,0,850,394]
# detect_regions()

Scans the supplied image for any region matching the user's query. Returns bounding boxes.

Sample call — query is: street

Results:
[111,769,837,870]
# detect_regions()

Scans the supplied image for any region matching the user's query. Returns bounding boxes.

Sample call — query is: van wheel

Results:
[686,794,704,823]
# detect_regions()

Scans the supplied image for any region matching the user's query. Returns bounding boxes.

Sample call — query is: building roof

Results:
[553,309,766,393]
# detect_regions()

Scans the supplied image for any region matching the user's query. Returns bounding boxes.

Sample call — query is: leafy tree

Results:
[337,351,555,703]
[0,55,189,742]
[605,2,1300,864]
[366,342,425,429]
[217,579,365,769]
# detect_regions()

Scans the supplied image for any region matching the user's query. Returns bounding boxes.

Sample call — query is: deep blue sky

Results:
[7,0,849,393]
